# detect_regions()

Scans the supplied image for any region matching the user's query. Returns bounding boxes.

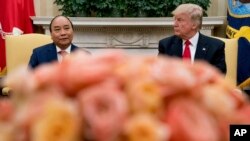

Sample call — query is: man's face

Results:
[173,13,196,40]
[50,16,73,50]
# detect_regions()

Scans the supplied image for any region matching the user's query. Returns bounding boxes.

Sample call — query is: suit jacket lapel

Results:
[47,44,58,61]
[172,37,183,57]
[71,44,78,52]
[195,34,208,60]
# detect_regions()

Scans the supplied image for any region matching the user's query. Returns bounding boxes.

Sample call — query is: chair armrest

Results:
[238,78,250,89]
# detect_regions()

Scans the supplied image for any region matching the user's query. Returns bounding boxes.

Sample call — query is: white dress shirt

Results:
[56,45,72,62]
[182,32,199,64]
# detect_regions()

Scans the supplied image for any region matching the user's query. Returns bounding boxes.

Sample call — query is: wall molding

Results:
[32,16,226,54]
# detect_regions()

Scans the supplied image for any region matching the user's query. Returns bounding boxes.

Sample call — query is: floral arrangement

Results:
[0,50,250,141]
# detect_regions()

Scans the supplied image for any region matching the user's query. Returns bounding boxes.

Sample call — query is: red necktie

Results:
[59,50,68,60]
[183,40,191,61]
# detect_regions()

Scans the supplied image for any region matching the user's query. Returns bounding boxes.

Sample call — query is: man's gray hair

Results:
[172,3,203,29]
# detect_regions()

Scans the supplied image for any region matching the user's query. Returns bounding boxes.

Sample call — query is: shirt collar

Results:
[183,32,199,47]
[56,45,72,53]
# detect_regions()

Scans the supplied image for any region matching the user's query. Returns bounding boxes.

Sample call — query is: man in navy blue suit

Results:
[28,15,85,69]
[158,3,226,74]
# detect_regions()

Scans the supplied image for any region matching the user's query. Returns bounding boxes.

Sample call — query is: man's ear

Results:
[192,23,198,30]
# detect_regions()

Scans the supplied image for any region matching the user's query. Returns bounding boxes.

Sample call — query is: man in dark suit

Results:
[158,3,226,74]
[28,15,83,69]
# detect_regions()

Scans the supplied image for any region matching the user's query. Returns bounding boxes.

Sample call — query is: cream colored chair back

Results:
[216,37,238,86]
[5,33,52,74]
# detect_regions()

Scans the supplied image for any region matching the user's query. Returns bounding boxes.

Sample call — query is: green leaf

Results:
[54,0,211,17]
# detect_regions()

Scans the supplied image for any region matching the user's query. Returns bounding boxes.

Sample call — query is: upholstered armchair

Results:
[216,37,250,90]
[216,37,238,86]
[1,33,52,95]
[234,26,250,91]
